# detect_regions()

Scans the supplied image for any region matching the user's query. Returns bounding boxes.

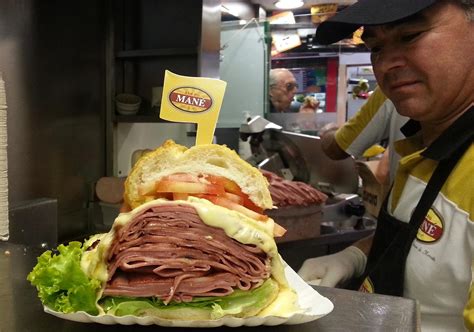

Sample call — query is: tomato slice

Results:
[242,196,263,214]
[155,180,225,195]
[223,192,244,204]
[220,178,243,195]
[203,175,262,213]
[139,173,263,215]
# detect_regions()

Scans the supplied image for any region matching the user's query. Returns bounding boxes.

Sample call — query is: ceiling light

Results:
[274,0,304,10]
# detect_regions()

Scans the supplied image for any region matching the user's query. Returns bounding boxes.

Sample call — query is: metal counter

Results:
[0,242,420,332]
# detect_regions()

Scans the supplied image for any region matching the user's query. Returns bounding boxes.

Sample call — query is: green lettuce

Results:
[100,278,278,319]
[27,240,278,319]
[27,241,102,315]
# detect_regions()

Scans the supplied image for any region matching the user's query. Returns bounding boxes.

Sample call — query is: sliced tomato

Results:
[201,174,221,184]
[223,192,244,204]
[155,180,225,196]
[242,196,264,214]
[221,178,243,195]
[203,175,262,213]
[140,173,263,216]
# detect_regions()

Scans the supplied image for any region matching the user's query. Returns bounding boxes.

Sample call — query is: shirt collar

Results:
[399,106,474,161]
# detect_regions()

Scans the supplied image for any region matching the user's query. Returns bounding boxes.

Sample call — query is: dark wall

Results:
[0,0,106,240]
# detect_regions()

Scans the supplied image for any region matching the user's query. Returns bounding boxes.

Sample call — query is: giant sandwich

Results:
[28,140,300,320]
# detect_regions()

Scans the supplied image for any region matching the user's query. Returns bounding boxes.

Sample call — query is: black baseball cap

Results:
[315,0,437,45]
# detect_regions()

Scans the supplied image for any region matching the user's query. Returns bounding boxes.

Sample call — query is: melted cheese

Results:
[257,287,301,317]
[81,232,115,282]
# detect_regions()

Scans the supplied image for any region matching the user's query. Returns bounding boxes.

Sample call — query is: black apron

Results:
[350,138,472,296]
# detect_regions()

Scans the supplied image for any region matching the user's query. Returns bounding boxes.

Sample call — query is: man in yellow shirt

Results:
[298,0,474,330]
[321,87,408,183]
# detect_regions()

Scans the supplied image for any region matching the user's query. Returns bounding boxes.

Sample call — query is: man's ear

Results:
[269,87,275,98]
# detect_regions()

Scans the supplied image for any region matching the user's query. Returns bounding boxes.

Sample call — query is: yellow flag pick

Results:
[159,70,227,145]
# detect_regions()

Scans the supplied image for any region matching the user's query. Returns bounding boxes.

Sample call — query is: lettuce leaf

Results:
[27,240,278,319]
[99,278,278,319]
[27,241,102,315]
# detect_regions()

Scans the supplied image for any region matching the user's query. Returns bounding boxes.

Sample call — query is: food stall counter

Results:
[0,242,420,331]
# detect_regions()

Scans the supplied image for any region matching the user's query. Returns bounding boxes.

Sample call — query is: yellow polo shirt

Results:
[335,88,408,182]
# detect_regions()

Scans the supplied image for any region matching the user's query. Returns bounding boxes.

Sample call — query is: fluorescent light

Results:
[274,0,304,10]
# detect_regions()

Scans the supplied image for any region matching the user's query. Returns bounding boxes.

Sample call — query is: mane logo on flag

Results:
[169,87,213,113]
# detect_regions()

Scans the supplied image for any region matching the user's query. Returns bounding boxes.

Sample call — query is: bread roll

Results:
[124,140,273,210]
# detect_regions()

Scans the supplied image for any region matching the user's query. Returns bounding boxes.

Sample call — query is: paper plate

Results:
[44,262,334,327]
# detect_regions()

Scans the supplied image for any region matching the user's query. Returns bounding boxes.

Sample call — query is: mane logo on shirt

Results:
[359,277,374,294]
[416,208,444,243]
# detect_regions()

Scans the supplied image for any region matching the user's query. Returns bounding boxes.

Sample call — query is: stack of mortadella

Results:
[261,170,327,242]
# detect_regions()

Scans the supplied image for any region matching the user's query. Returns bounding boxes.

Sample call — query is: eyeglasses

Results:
[285,82,299,91]
[271,82,299,92]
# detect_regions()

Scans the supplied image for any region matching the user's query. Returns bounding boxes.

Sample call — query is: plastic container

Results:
[115,93,141,115]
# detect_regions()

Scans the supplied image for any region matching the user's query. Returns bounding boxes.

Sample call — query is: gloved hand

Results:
[297,246,367,287]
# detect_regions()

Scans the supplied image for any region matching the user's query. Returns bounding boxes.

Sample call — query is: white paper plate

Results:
[44,262,334,327]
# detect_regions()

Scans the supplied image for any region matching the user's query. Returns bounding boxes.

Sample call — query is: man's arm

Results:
[321,128,351,160]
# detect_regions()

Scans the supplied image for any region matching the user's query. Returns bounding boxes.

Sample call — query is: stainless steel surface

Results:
[0,241,419,331]
[261,130,359,194]
[0,0,106,241]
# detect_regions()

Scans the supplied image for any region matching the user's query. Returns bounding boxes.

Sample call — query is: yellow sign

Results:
[311,4,338,24]
[160,70,227,145]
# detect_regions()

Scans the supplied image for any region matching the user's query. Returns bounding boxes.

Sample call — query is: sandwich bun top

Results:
[124,140,273,210]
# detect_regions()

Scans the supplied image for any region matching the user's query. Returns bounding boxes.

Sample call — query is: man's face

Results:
[363,1,474,123]
[270,71,298,112]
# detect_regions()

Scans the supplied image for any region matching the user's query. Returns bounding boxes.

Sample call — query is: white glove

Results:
[297,246,367,287]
